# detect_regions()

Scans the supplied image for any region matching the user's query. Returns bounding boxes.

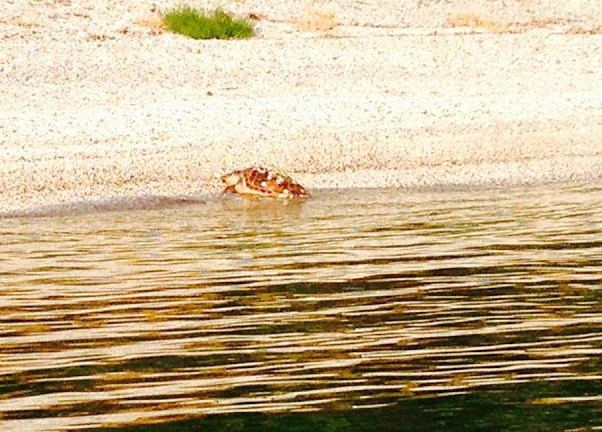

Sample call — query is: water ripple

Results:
[0,184,601,431]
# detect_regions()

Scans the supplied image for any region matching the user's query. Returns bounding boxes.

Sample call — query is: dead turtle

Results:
[221,166,310,198]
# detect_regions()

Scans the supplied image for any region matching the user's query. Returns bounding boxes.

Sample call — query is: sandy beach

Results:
[1,0,601,213]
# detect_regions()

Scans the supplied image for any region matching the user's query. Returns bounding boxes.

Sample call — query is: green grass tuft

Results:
[163,7,254,40]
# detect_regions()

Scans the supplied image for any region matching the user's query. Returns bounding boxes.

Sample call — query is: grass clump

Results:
[163,7,254,40]
[445,12,507,33]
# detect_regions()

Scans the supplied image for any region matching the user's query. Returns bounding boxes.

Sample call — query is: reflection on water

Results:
[0,184,601,431]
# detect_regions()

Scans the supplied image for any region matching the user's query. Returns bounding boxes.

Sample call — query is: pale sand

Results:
[1,0,601,213]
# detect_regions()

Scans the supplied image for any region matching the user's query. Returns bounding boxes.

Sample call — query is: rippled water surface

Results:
[1,184,601,431]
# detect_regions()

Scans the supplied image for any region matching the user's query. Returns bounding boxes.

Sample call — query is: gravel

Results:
[1,0,601,213]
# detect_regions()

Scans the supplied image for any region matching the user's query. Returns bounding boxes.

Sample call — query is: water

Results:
[1,184,601,431]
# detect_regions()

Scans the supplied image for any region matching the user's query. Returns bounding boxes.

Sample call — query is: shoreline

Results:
[3,177,600,220]
[2,1,601,213]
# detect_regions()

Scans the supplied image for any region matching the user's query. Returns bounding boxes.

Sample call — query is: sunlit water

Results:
[1,184,601,431]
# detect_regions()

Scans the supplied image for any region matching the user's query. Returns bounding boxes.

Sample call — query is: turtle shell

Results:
[221,167,309,198]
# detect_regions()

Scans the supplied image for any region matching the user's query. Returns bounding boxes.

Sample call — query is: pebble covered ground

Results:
[1,0,601,212]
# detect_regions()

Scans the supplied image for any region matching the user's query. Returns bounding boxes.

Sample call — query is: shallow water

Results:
[0,184,601,431]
